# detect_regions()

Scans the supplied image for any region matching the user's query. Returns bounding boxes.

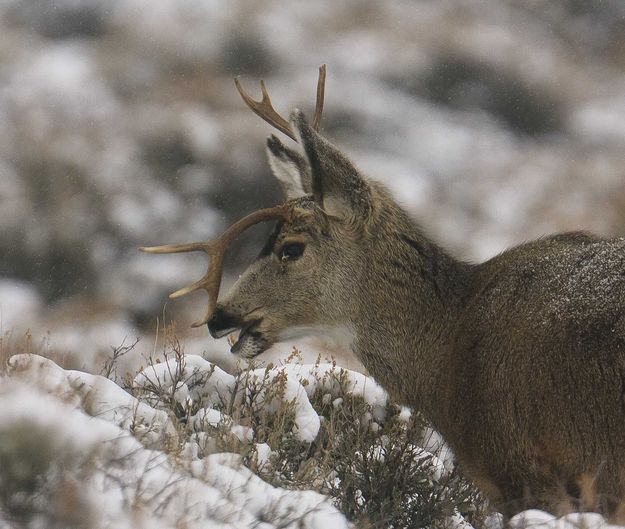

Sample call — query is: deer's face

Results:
[208,198,337,357]
[144,110,375,358]
[207,111,375,358]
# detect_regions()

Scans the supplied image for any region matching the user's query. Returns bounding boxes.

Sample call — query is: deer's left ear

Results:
[291,110,373,224]
[266,135,312,200]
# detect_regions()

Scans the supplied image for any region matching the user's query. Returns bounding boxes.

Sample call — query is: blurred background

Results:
[1,0,625,374]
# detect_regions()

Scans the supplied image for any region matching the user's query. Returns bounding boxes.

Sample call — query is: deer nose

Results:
[207,307,241,339]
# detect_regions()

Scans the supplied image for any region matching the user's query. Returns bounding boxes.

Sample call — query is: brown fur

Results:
[207,110,625,517]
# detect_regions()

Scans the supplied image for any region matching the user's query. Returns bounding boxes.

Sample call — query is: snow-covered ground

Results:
[3,353,355,529]
[4,352,624,529]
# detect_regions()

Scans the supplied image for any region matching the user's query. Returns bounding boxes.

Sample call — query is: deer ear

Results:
[291,110,373,223]
[266,135,312,200]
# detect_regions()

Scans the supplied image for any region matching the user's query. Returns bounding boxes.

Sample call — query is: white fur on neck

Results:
[278,324,354,346]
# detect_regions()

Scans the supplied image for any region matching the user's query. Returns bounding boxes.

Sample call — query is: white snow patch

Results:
[133,355,386,443]
[3,353,351,528]
[0,279,42,331]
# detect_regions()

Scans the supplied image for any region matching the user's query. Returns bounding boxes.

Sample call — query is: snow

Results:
[254,442,272,469]
[508,510,625,529]
[5,352,625,528]
[8,354,175,446]
[134,353,236,409]
[420,427,456,474]
[134,355,388,442]
[4,353,352,528]
[0,279,42,332]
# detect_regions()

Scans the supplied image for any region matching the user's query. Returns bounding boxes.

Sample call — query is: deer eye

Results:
[280,242,305,261]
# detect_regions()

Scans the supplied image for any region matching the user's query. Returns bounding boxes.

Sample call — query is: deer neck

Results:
[348,201,472,418]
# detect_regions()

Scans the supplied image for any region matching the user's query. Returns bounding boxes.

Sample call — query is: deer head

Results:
[141,66,378,358]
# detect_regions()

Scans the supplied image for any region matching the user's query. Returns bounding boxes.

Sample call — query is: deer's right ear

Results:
[266,135,312,200]
[292,110,373,225]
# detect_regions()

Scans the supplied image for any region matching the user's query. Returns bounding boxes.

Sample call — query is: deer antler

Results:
[141,67,326,327]
[140,205,291,327]
[234,64,326,140]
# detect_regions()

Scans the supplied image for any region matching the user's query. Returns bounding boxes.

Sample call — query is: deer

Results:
[141,66,625,519]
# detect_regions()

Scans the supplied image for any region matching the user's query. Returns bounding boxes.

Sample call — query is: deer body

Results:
[143,71,625,516]
[295,174,625,513]
[349,190,625,513]
[446,234,625,512]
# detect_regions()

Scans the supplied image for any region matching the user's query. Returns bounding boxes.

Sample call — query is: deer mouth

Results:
[230,319,268,358]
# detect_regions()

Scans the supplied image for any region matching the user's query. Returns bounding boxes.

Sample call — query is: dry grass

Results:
[0,328,72,374]
[127,335,489,528]
[2,326,490,528]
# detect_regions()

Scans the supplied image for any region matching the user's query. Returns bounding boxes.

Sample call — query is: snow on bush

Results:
[8,353,175,447]
[507,509,625,529]
[3,349,480,528]
[5,351,621,529]
[4,353,351,529]
[134,355,389,444]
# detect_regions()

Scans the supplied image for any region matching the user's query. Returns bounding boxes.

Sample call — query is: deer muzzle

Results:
[207,307,241,339]
[207,306,268,357]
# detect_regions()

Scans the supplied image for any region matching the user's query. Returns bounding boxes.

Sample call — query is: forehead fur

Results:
[257,196,326,258]
[285,196,328,233]
[288,195,317,210]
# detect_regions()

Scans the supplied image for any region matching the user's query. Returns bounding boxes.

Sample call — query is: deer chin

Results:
[230,320,270,358]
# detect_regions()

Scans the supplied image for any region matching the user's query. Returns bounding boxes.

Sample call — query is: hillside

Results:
[1,1,625,527]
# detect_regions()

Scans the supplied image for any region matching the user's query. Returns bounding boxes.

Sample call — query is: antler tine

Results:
[235,64,327,140]
[234,77,296,141]
[312,64,326,131]
[140,205,290,328]
[141,66,328,327]
[139,242,211,254]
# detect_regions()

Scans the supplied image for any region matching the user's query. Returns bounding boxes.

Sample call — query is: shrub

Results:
[130,337,487,528]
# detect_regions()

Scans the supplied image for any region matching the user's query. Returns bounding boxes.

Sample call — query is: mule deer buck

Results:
[141,66,625,518]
